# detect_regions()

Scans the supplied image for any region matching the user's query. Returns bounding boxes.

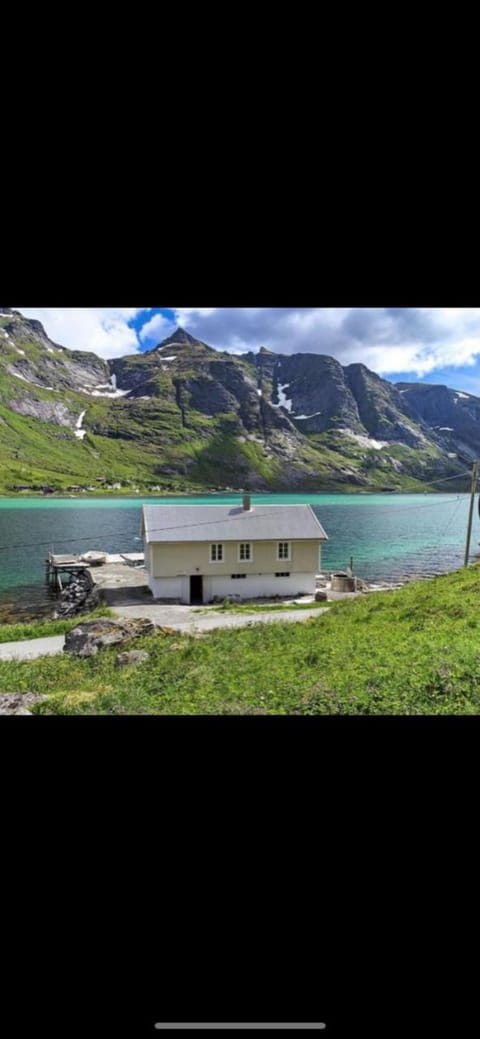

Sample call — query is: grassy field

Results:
[1,565,480,714]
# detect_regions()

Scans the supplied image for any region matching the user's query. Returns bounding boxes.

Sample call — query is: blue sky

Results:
[16,307,480,395]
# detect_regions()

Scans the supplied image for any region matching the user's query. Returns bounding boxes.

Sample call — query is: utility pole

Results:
[464,460,479,567]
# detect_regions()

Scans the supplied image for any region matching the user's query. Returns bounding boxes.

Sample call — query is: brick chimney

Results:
[243,493,251,511]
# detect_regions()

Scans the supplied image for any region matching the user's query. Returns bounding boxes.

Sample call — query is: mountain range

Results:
[1,307,478,494]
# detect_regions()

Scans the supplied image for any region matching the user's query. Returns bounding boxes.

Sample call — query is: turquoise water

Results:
[0,493,478,619]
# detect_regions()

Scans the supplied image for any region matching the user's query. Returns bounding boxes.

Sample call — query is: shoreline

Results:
[0,490,469,509]
[0,488,470,501]
[0,564,468,627]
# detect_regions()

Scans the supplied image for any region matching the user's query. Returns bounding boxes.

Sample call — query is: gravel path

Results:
[110,604,329,633]
[0,635,66,661]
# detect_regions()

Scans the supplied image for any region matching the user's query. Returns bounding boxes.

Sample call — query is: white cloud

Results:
[139,311,176,346]
[165,307,480,378]
[16,307,150,360]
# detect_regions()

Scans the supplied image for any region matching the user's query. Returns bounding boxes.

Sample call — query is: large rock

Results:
[7,397,77,427]
[0,692,48,715]
[64,618,156,657]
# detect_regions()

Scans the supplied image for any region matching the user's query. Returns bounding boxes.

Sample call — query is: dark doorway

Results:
[189,575,203,604]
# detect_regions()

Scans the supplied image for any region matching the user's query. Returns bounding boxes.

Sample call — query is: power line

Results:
[414,468,472,488]
[438,495,466,538]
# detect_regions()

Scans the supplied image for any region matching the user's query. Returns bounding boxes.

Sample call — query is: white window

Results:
[210,543,224,562]
[238,542,252,562]
[277,541,290,561]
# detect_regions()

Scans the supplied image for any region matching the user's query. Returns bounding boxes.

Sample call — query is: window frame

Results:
[277,541,291,562]
[237,542,253,563]
[210,543,224,563]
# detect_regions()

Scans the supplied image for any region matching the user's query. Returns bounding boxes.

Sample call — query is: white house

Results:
[141,495,328,604]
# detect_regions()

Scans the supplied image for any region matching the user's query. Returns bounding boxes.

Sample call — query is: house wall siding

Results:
[149,540,321,578]
[146,540,322,602]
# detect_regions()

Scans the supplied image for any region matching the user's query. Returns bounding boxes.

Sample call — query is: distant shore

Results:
[0,488,469,500]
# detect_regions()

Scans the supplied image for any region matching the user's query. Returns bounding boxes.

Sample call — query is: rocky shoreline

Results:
[53,570,101,619]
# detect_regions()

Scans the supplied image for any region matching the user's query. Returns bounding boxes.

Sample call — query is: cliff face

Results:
[0,309,478,493]
[0,308,109,392]
[396,383,480,459]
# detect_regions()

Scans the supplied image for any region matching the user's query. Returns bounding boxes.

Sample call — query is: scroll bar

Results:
[154,1026,326,1031]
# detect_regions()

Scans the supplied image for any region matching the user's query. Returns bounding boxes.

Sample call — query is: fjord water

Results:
[0,493,478,620]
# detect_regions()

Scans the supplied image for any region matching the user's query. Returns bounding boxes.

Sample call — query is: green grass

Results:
[2,566,480,714]
[195,600,334,614]
[0,606,113,643]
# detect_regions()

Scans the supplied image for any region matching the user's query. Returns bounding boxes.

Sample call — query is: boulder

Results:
[64,618,156,657]
[0,692,48,715]
[115,650,150,668]
[315,590,328,601]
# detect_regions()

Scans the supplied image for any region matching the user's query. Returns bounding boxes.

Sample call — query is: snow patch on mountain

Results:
[8,368,32,384]
[338,428,389,450]
[88,388,130,397]
[271,383,293,412]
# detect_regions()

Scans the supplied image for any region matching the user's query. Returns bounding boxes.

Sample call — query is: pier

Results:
[45,553,91,592]
[45,552,146,597]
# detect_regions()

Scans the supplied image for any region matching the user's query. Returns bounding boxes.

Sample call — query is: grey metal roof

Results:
[142,504,328,544]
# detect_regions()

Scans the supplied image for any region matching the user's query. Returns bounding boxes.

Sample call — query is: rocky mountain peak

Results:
[155,327,207,350]
[0,308,49,340]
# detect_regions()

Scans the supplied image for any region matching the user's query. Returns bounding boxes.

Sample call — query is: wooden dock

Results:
[45,551,145,594]
[45,553,90,591]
